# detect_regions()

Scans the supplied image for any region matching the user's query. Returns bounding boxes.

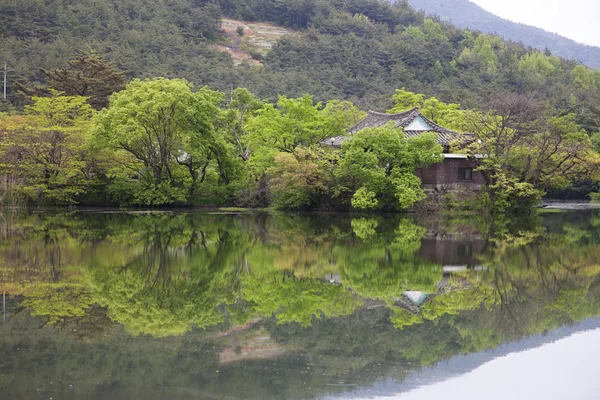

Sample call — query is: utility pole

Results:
[3,63,15,101]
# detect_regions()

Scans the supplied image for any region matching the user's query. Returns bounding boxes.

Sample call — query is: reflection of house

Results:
[394,274,465,314]
[394,233,487,314]
[323,108,486,191]
[419,233,486,268]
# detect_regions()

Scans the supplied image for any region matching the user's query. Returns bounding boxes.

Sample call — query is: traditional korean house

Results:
[324,107,486,191]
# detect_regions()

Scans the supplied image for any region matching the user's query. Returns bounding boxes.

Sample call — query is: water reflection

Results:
[1,209,600,399]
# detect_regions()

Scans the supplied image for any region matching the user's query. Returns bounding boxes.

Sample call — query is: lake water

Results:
[1,208,600,399]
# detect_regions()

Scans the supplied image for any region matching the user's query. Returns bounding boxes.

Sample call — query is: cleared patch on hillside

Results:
[213,18,292,66]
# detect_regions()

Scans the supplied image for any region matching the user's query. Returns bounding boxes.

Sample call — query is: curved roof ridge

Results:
[338,107,475,147]
[367,107,419,118]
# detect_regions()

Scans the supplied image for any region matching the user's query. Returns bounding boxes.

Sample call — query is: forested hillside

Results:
[2,0,600,119]
[406,0,600,70]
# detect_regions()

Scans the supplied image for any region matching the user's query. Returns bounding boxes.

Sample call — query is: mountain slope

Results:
[406,0,600,69]
[1,0,600,130]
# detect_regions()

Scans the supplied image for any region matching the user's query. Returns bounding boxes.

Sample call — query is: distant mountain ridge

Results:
[406,0,600,70]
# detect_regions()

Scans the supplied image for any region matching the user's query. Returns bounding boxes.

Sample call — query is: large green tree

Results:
[336,122,443,210]
[91,78,234,205]
[0,91,95,204]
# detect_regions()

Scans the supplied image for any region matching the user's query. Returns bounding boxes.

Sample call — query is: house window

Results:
[458,244,472,257]
[458,168,473,181]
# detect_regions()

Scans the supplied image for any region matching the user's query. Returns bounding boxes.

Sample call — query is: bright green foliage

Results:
[351,187,379,210]
[477,172,542,213]
[389,89,466,131]
[390,171,427,209]
[389,89,424,112]
[221,87,266,162]
[459,30,475,49]
[518,53,562,86]
[321,100,367,133]
[337,122,443,210]
[91,78,230,205]
[571,65,600,90]
[422,18,448,45]
[246,95,337,153]
[457,34,503,74]
[245,94,347,180]
[267,146,337,210]
[22,283,95,324]
[403,25,426,39]
[0,91,94,204]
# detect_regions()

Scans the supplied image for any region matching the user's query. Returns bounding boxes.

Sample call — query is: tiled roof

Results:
[322,108,474,148]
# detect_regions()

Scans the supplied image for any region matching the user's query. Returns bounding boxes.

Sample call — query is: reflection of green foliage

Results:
[4,209,600,400]
[4,209,600,351]
[420,288,493,321]
[390,309,424,329]
[242,274,361,327]
[22,283,94,324]
[85,214,252,337]
[340,218,440,303]
[341,254,443,303]
[351,218,378,239]
[89,266,225,337]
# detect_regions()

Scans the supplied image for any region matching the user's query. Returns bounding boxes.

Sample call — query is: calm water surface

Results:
[1,209,600,399]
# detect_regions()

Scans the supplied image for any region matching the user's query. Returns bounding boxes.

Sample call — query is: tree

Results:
[245,94,343,156]
[321,99,367,132]
[243,94,350,199]
[20,53,127,110]
[221,88,266,162]
[266,146,337,210]
[457,34,503,74]
[91,78,230,205]
[465,93,599,213]
[388,89,466,131]
[336,122,443,210]
[0,91,94,204]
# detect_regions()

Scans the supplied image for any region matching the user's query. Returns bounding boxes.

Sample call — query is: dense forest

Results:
[407,0,600,70]
[1,0,600,210]
[2,0,600,111]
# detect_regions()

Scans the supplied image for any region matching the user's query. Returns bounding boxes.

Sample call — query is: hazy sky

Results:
[469,0,600,47]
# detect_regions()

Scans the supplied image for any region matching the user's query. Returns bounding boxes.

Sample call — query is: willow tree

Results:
[91,78,234,205]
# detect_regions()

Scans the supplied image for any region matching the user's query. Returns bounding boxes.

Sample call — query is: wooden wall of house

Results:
[416,159,485,191]
[419,235,487,266]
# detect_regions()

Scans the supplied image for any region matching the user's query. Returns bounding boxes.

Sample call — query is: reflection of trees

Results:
[88,213,363,335]
[338,218,444,303]
[4,210,600,400]
[241,272,362,327]
[88,214,250,336]
[3,209,600,344]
